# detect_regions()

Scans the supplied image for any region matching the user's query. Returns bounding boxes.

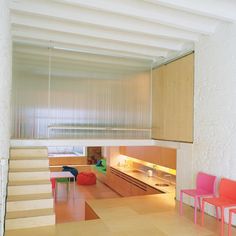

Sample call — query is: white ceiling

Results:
[11,0,236,71]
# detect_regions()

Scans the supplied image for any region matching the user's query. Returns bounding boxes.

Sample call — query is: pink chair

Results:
[202,178,236,236]
[180,172,217,224]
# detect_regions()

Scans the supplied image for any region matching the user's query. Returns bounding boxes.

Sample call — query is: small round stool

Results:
[77,172,96,185]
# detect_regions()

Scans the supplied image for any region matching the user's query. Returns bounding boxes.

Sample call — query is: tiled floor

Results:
[54,180,120,223]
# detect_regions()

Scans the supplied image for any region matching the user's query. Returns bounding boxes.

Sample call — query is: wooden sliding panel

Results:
[152,66,164,139]
[152,53,194,142]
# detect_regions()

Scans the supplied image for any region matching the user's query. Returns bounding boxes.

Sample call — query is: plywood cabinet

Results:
[119,146,176,169]
[152,53,194,142]
[107,167,162,197]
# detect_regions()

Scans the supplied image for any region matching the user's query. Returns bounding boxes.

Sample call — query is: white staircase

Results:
[5,147,55,231]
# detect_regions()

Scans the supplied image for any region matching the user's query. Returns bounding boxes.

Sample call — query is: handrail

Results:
[48,125,150,132]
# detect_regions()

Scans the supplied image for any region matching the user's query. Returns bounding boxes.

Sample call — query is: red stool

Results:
[229,208,236,236]
[77,172,96,185]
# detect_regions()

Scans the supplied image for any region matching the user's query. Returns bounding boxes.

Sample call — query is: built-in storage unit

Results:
[152,53,194,142]
[107,167,163,197]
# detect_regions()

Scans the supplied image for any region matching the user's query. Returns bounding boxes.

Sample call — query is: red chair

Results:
[180,172,217,224]
[228,208,236,236]
[202,178,236,236]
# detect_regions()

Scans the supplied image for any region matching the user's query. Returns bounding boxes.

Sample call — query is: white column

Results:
[0,1,12,235]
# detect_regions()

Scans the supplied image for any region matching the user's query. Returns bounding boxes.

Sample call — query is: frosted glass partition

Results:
[12,44,152,139]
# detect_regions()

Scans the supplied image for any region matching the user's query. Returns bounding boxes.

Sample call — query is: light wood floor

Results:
[55,180,120,223]
[5,181,236,236]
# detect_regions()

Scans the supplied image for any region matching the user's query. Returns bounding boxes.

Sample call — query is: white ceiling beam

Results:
[10,0,199,41]
[13,64,136,79]
[10,139,155,148]
[13,54,151,72]
[13,45,152,69]
[12,13,185,51]
[13,37,155,61]
[12,25,169,59]
[53,0,218,34]
[145,0,236,22]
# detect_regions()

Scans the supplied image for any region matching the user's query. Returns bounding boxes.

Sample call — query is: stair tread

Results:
[9,168,49,172]
[11,146,47,149]
[6,208,54,219]
[8,179,51,186]
[7,193,53,202]
[10,156,48,160]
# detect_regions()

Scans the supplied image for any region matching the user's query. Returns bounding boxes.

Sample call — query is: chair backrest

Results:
[196,172,217,194]
[219,178,236,201]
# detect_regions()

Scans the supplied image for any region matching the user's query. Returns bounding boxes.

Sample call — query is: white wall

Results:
[177,22,236,221]
[0,1,11,235]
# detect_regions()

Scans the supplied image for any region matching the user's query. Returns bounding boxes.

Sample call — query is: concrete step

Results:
[8,179,51,186]
[7,193,53,202]
[10,147,48,159]
[5,214,55,230]
[8,184,52,196]
[6,147,55,231]
[7,195,54,212]
[9,159,49,169]
[10,156,48,160]
[9,171,50,181]
[9,167,49,172]
[6,208,54,219]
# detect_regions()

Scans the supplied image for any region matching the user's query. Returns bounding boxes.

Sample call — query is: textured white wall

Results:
[177,22,236,221]
[194,22,236,180]
[0,1,12,235]
[0,1,11,157]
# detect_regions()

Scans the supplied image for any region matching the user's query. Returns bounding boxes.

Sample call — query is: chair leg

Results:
[197,197,201,211]
[201,200,205,226]
[180,191,183,215]
[215,206,219,220]
[228,210,232,236]
[67,181,69,195]
[194,197,198,224]
[68,177,70,192]
[55,182,57,201]
[221,207,225,236]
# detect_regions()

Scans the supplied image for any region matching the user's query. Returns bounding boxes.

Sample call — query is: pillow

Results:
[96,160,103,167]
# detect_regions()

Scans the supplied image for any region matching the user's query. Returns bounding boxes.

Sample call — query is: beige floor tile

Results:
[55,220,111,236]
[144,212,214,236]
[5,225,56,236]
[97,206,138,220]
[125,228,167,236]
[104,215,157,233]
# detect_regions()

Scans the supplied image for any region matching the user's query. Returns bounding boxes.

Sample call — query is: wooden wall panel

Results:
[152,53,194,142]
[49,156,90,172]
[49,156,87,166]
[119,146,176,169]
[50,165,91,172]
